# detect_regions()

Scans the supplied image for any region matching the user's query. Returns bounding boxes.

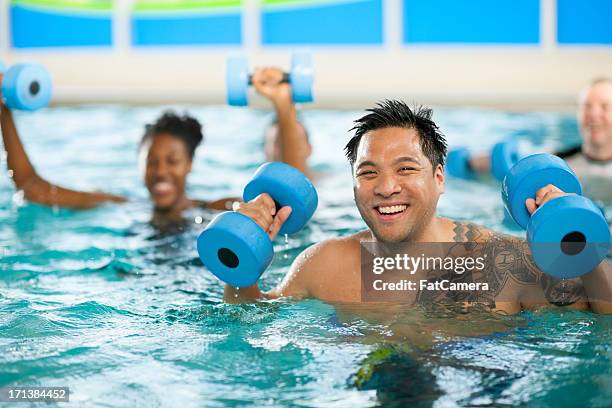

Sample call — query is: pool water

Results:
[0,106,610,407]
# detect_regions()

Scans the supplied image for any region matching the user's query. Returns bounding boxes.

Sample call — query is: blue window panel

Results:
[262,0,383,45]
[11,4,112,48]
[558,0,612,44]
[403,0,540,44]
[132,13,242,46]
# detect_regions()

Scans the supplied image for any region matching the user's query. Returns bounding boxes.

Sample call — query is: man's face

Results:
[352,127,444,243]
[578,81,612,149]
[140,133,192,211]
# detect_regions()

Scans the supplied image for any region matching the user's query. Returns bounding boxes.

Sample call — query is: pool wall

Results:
[0,0,611,108]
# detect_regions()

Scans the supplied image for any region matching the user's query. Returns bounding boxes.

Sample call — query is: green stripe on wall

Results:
[264,0,312,4]
[12,0,112,11]
[134,0,242,12]
[262,0,360,9]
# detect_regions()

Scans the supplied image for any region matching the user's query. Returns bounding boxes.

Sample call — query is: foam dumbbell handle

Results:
[226,56,290,106]
[1,63,52,111]
[243,162,318,235]
[242,69,302,100]
[246,68,306,104]
[527,195,610,279]
[502,154,582,230]
[197,211,274,288]
[245,72,291,86]
[227,53,313,106]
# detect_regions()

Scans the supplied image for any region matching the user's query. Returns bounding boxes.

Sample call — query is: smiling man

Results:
[226,100,611,314]
[560,78,612,203]
[463,78,612,205]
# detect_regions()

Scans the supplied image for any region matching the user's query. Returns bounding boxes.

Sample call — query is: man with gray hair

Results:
[458,78,612,205]
[558,78,612,203]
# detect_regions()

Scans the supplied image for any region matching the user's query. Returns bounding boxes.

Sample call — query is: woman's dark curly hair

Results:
[140,111,204,159]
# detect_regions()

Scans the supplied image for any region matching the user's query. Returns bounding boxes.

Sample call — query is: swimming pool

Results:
[0,106,610,407]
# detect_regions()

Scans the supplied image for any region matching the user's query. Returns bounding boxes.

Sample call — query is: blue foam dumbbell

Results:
[0,61,52,111]
[502,154,611,279]
[196,162,318,288]
[226,53,314,106]
[447,139,520,181]
[491,139,520,181]
[446,147,473,179]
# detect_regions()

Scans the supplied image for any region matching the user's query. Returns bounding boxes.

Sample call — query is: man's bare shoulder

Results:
[297,230,367,265]
[446,218,526,245]
[277,230,368,302]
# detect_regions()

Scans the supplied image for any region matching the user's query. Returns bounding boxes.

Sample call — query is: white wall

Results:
[1,0,611,110]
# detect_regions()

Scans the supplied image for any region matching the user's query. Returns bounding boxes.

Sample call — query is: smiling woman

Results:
[138,111,230,220]
[0,99,235,226]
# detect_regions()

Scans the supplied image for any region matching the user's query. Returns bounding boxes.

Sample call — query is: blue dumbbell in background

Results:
[197,162,318,288]
[447,139,520,181]
[0,61,52,111]
[502,153,610,279]
[226,53,314,106]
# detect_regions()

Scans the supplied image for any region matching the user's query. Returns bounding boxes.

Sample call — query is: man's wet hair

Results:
[140,111,204,159]
[345,100,448,171]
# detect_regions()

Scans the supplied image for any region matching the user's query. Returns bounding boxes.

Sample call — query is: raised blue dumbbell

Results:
[196,162,318,288]
[226,53,314,106]
[447,139,520,181]
[502,153,611,279]
[0,61,52,111]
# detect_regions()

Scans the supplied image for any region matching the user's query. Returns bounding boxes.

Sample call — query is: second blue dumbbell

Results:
[502,154,610,279]
[0,61,52,111]
[197,162,318,288]
[226,53,314,106]
[447,139,520,181]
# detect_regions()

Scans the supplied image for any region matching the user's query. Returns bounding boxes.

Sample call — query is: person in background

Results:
[251,67,313,177]
[1,84,234,227]
[558,77,612,203]
[463,78,612,204]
